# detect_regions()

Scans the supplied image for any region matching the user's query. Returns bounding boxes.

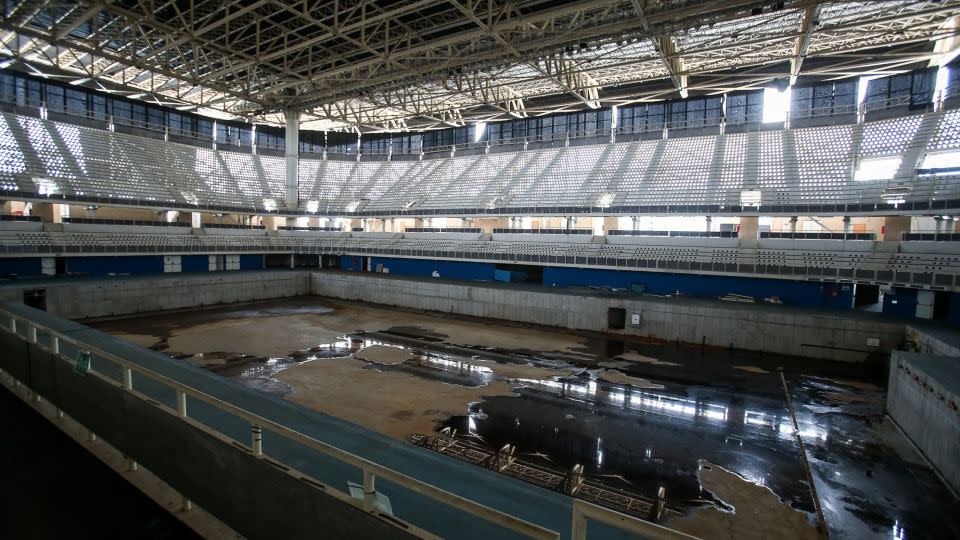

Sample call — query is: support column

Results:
[882,216,911,241]
[842,216,851,236]
[191,212,202,229]
[705,216,712,232]
[602,216,618,235]
[284,109,300,210]
[263,216,282,231]
[31,202,62,223]
[738,216,759,246]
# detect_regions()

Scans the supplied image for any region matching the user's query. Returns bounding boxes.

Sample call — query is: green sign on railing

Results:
[74,350,91,375]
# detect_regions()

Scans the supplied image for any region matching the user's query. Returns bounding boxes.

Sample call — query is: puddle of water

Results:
[94,297,960,539]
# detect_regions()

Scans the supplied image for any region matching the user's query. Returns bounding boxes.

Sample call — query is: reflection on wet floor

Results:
[91,297,960,539]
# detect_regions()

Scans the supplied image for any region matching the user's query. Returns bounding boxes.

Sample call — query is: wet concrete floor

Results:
[90,297,960,539]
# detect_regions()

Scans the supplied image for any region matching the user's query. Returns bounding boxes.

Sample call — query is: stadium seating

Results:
[2,108,960,215]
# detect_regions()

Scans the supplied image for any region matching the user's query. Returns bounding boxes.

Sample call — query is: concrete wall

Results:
[542,266,855,310]
[0,314,416,540]
[0,269,916,360]
[0,270,311,320]
[907,325,960,357]
[887,351,960,496]
[311,271,902,361]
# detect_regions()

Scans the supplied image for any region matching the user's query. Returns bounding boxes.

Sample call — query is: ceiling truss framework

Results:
[0,0,958,130]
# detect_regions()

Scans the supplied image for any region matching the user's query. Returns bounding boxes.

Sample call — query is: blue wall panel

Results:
[66,256,163,275]
[372,257,495,281]
[542,266,854,309]
[948,293,960,325]
[181,255,209,273]
[0,258,43,276]
[340,256,364,271]
[882,287,917,318]
[239,255,264,270]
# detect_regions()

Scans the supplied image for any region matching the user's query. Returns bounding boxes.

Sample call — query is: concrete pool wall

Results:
[310,271,903,362]
[0,269,908,361]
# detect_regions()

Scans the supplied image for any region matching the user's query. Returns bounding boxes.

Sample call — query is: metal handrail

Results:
[0,306,695,540]
[0,307,557,540]
[572,500,700,540]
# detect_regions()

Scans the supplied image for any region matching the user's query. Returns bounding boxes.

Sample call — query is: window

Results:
[667,96,722,128]
[25,79,42,106]
[359,133,390,154]
[299,130,325,153]
[473,122,486,142]
[131,102,146,124]
[216,123,251,146]
[865,68,936,111]
[854,156,902,181]
[762,86,791,123]
[112,99,132,121]
[146,106,164,129]
[616,102,666,133]
[256,125,285,150]
[0,72,15,102]
[792,80,856,117]
[920,150,960,172]
[65,88,87,114]
[726,91,764,125]
[45,84,64,109]
[91,95,107,119]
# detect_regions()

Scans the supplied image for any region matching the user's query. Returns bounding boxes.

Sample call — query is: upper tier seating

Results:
[2,108,960,215]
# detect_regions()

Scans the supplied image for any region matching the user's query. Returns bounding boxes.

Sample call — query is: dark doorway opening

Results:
[933,291,951,321]
[494,264,543,284]
[23,289,46,311]
[320,255,340,268]
[608,307,626,330]
[264,254,290,268]
[854,283,885,313]
[293,254,320,268]
[854,284,880,306]
[55,257,66,275]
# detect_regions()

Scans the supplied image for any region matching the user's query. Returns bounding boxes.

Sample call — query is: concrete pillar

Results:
[882,216,911,241]
[738,216,759,245]
[30,202,62,223]
[789,216,798,235]
[191,212,202,229]
[284,109,300,210]
[705,216,712,232]
[842,216,852,236]
[475,218,509,234]
[262,216,282,231]
[602,216,618,235]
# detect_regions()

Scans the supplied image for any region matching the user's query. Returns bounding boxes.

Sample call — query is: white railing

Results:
[0,305,697,540]
[572,500,700,540]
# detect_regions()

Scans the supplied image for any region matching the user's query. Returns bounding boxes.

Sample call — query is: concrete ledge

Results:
[0,270,312,319]
[0,329,420,540]
[887,351,960,497]
[0,371,240,540]
[311,271,903,362]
